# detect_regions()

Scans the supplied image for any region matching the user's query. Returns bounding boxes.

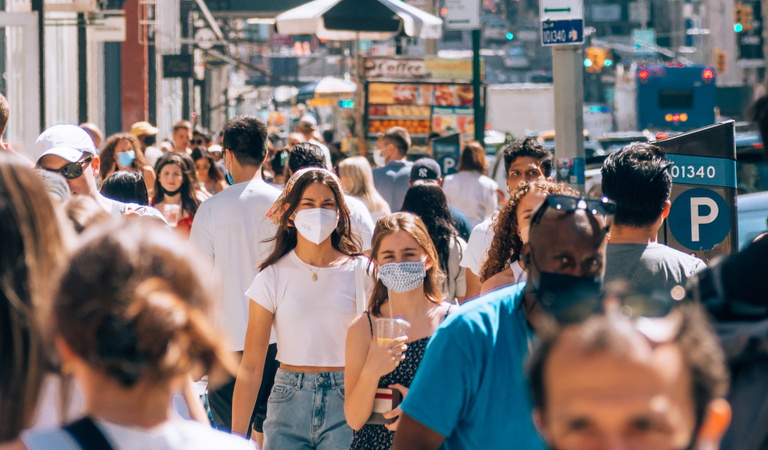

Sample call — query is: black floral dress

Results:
[349,309,450,450]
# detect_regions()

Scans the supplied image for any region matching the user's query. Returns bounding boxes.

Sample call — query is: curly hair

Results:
[480,181,577,282]
[99,133,148,182]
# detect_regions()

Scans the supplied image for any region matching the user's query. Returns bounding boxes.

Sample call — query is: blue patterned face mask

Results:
[378,261,426,293]
[116,150,135,168]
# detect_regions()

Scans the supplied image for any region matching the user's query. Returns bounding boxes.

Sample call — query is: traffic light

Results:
[734,3,753,32]
[714,48,727,74]
[584,47,605,73]
[735,3,743,32]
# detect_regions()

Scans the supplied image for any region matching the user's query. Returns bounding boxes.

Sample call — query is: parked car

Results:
[503,45,530,69]
[737,190,768,250]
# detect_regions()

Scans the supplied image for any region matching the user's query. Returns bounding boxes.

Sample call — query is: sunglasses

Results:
[547,287,682,326]
[531,194,617,227]
[43,156,93,180]
[192,139,206,145]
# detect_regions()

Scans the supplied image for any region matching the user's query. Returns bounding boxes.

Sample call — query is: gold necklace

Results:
[297,256,321,282]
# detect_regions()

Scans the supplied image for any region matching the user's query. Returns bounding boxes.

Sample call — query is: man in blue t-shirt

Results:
[393,194,610,449]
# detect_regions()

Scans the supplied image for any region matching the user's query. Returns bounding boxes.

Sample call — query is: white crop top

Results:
[246,251,366,367]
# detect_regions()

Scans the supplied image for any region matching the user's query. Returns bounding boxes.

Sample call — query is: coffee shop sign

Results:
[365,58,426,79]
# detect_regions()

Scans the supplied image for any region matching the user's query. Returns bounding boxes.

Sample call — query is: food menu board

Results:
[367,82,475,138]
[432,107,475,137]
[433,84,474,107]
[368,83,433,105]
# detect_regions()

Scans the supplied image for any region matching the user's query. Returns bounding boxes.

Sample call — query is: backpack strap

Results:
[64,417,114,450]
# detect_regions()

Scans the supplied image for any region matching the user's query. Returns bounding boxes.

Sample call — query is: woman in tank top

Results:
[232,168,366,449]
[344,212,453,450]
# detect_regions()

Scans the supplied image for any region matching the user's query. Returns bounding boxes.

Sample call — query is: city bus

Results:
[636,64,717,131]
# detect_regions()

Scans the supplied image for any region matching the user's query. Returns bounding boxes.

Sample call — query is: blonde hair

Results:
[337,156,390,216]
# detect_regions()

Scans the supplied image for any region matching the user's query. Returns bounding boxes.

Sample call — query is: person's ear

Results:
[532,409,549,442]
[696,399,731,447]
[423,255,433,272]
[661,199,672,219]
[90,155,101,176]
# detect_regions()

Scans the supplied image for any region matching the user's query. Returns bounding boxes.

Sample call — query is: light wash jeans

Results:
[263,369,352,450]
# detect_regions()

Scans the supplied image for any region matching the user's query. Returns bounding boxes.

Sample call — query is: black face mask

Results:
[532,270,603,324]
[160,185,182,197]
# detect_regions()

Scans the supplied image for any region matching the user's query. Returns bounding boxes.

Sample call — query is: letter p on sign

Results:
[690,197,718,242]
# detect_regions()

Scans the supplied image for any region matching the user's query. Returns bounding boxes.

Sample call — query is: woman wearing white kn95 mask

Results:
[233,168,371,450]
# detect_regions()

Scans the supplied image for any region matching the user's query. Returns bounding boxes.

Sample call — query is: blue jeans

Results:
[263,369,352,450]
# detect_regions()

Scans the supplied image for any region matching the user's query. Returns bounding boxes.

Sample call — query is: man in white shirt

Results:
[460,137,553,298]
[189,116,281,444]
[35,124,164,220]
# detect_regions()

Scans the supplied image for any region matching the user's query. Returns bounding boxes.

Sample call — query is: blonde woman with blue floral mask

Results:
[232,168,368,449]
[344,212,453,449]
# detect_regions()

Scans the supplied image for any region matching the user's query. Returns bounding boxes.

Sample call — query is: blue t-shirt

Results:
[400,283,543,449]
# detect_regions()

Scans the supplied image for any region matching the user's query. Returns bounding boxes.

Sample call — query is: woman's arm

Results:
[231,301,273,436]
[344,315,406,430]
[142,166,156,197]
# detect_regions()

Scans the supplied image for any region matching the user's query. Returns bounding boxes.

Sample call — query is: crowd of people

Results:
[1,84,767,450]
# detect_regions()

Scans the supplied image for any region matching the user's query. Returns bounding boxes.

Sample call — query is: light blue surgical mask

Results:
[117,150,135,168]
[226,171,234,185]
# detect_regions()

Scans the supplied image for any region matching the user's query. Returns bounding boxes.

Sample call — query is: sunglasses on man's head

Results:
[531,194,617,227]
[43,156,93,180]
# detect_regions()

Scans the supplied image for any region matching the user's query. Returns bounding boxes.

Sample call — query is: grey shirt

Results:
[372,160,413,212]
[604,242,707,293]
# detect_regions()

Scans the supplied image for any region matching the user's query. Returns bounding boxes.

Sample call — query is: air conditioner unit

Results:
[46,0,100,13]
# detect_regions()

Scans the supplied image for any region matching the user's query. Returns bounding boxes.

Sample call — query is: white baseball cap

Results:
[35,124,97,164]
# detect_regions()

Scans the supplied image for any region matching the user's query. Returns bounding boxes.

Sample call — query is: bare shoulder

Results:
[480,268,516,294]
[347,312,374,340]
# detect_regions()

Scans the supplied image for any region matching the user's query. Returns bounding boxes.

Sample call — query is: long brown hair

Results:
[367,212,445,316]
[260,168,360,270]
[0,154,67,440]
[480,181,577,282]
[54,218,236,389]
[152,153,201,216]
[99,133,149,182]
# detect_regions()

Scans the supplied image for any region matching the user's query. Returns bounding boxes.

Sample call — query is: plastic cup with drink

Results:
[375,318,410,348]
[163,204,181,227]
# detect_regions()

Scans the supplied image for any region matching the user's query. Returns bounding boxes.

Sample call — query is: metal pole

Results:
[552,45,585,192]
[78,13,88,124]
[32,0,45,130]
[472,28,484,145]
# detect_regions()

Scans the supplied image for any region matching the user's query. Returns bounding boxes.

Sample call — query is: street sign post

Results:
[655,121,738,262]
[540,0,584,46]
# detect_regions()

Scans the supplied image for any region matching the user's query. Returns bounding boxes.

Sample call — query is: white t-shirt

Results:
[460,217,496,276]
[189,177,281,351]
[22,417,255,450]
[442,171,498,228]
[246,251,366,367]
[344,194,375,251]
